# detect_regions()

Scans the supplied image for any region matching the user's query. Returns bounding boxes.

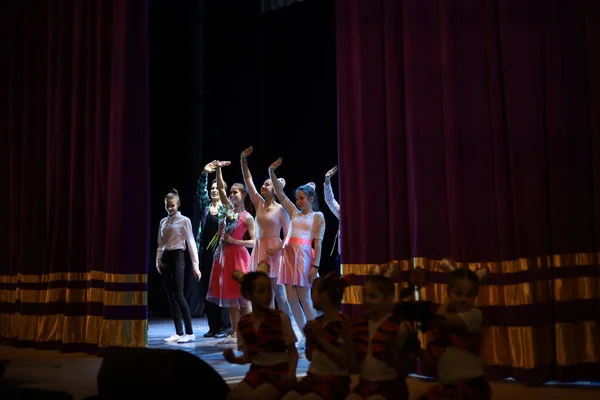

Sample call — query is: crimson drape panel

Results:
[0,0,149,352]
[337,0,600,384]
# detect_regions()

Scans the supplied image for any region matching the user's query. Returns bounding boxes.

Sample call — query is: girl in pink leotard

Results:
[239,146,293,317]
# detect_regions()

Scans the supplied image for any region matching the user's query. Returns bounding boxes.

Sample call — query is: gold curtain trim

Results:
[98,318,148,348]
[481,322,600,368]
[0,289,17,303]
[342,261,414,274]
[0,275,18,284]
[343,284,409,304]
[0,314,147,348]
[341,252,600,276]
[427,277,597,306]
[10,288,147,306]
[0,273,148,347]
[342,277,598,306]
[0,271,147,284]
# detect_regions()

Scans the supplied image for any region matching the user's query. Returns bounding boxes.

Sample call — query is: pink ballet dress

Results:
[249,206,289,280]
[279,198,325,287]
[244,179,290,279]
[206,211,251,308]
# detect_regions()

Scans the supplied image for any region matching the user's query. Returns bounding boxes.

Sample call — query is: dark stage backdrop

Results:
[147,1,204,317]
[1,0,149,352]
[148,0,338,318]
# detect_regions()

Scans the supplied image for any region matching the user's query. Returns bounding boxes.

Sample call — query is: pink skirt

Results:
[206,243,250,308]
[278,239,313,287]
[249,236,284,279]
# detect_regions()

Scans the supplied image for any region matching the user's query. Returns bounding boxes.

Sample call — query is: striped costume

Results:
[350,315,409,400]
[420,319,491,400]
[293,314,351,400]
[238,309,296,391]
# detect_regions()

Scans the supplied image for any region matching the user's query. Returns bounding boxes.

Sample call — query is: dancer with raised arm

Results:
[196,160,231,338]
[269,158,324,347]
[240,146,292,317]
[323,166,341,266]
[206,162,255,344]
[156,189,201,344]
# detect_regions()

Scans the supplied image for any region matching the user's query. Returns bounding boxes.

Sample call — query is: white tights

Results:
[285,284,317,335]
[271,278,293,317]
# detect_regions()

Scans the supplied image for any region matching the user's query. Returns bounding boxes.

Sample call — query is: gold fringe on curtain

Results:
[341,253,600,370]
[0,271,148,350]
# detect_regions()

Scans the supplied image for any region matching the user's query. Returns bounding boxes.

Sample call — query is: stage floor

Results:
[1,317,599,399]
[148,315,310,384]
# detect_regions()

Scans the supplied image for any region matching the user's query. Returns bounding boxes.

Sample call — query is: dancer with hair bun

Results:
[269,158,325,348]
[239,146,292,317]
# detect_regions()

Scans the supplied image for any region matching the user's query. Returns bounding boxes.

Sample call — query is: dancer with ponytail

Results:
[205,162,255,344]
[156,189,201,344]
[240,146,292,317]
[269,158,324,347]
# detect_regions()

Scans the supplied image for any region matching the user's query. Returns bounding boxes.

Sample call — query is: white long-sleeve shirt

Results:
[323,182,341,255]
[156,212,199,272]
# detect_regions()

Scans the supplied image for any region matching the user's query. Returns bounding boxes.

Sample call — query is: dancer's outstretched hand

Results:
[325,166,338,184]
[216,160,231,168]
[241,146,253,158]
[269,158,282,170]
[203,160,218,173]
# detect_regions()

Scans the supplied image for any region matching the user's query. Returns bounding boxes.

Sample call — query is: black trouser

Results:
[200,249,230,333]
[162,249,193,336]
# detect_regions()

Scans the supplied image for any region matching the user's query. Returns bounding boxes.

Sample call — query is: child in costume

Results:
[223,262,298,400]
[418,258,491,400]
[282,272,353,400]
[344,264,416,400]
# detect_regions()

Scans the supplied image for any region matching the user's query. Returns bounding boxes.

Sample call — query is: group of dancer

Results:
[156,146,490,399]
[156,146,337,346]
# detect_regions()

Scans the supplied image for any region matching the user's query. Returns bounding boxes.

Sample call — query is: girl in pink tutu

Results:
[269,158,325,346]
[239,146,292,317]
[206,161,255,344]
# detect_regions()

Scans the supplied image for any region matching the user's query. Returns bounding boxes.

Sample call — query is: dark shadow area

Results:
[148,0,338,317]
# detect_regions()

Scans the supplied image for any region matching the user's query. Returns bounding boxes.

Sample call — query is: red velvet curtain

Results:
[337,0,600,384]
[0,0,149,352]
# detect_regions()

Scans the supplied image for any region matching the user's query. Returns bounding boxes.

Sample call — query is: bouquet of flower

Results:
[207,204,239,255]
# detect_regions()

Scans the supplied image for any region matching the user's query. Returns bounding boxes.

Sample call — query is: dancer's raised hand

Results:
[216,160,231,168]
[324,166,338,184]
[241,146,253,158]
[203,160,218,173]
[269,158,282,171]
